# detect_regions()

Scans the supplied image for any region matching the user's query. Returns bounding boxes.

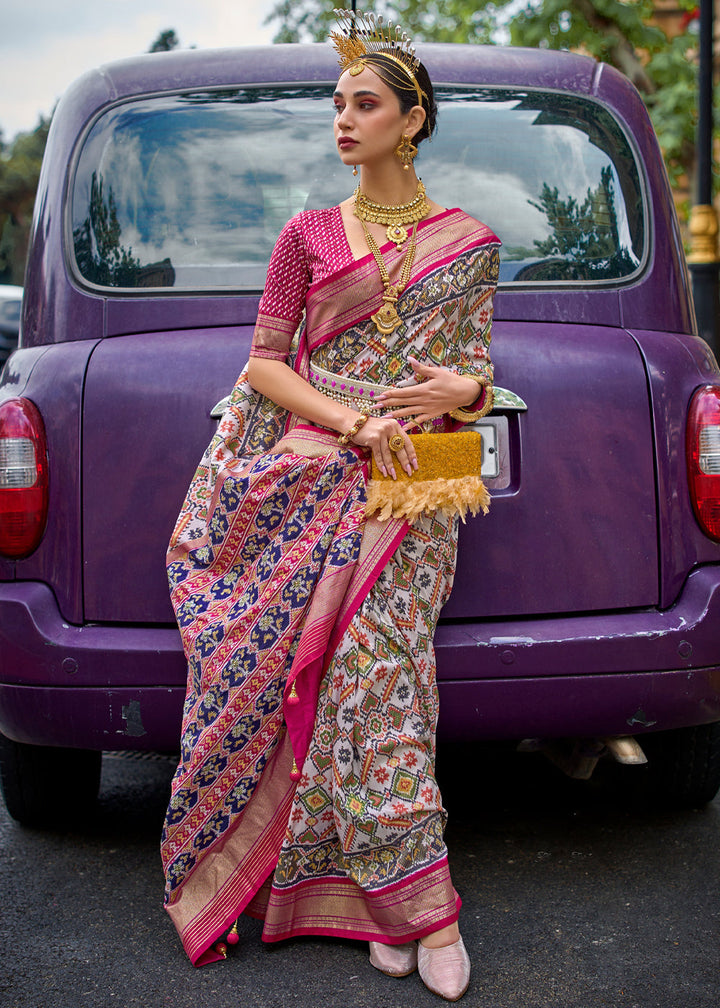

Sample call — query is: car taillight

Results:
[0,397,49,558]
[687,385,720,541]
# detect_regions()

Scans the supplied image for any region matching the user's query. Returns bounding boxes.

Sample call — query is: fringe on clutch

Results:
[365,430,491,523]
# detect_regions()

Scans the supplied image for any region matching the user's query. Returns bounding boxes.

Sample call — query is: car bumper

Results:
[0,581,186,750]
[1,569,720,749]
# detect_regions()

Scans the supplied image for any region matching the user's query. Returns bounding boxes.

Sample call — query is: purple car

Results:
[1,43,719,826]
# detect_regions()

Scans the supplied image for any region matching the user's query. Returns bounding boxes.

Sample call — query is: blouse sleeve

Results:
[250,216,311,362]
[446,242,500,423]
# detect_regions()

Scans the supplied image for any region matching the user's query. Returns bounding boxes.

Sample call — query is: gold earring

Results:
[395,135,417,170]
[352,165,358,176]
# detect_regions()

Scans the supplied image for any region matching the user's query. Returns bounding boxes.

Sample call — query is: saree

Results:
[161,205,500,966]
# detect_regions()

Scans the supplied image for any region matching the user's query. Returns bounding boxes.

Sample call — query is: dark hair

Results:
[361,53,438,144]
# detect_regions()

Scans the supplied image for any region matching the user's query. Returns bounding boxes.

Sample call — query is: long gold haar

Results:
[354,181,430,341]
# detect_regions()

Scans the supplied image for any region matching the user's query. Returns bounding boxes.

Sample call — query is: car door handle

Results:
[492,387,527,411]
[210,395,231,418]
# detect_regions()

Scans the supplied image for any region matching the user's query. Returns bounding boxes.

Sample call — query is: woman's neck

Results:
[357,164,420,206]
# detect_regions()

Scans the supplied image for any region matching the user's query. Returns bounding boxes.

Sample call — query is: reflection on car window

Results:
[71,86,645,290]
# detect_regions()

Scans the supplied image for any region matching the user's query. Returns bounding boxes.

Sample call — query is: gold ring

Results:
[388,434,405,453]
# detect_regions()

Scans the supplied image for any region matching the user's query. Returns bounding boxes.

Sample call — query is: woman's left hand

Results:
[377,356,479,425]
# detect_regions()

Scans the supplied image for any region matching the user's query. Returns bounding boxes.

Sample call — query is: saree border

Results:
[166,731,296,966]
[251,857,462,945]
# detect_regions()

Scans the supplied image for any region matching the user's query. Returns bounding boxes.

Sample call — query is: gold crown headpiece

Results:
[330,8,426,107]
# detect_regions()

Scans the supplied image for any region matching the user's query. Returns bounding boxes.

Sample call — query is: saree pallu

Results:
[161,210,500,966]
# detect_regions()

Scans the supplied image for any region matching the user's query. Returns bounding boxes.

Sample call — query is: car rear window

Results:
[71,85,645,291]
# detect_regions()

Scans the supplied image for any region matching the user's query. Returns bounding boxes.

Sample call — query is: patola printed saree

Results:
[161,206,499,965]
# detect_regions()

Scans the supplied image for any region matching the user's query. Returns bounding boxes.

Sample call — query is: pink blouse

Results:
[249,208,353,361]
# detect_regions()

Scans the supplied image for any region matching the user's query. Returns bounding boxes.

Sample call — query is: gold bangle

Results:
[449,379,494,423]
[338,412,370,445]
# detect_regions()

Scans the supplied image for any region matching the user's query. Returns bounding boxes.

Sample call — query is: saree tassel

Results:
[365,475,491,524]
[214,921,240,958]
[287,680,299,705]
[290,757,301,781]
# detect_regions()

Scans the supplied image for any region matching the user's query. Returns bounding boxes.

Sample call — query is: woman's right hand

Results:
[349,415,418,479]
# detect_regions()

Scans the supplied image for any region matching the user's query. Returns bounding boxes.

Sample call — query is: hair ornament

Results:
[331,8,425,106]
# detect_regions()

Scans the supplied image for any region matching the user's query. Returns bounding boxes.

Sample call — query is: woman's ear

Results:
[406,104,427,139]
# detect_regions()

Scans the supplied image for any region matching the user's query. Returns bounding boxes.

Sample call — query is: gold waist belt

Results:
[310,361,440,431]
[308,362,395,415]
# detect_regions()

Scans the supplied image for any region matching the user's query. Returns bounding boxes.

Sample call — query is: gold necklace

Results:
[354,180,430,250]
[359,215,418,343]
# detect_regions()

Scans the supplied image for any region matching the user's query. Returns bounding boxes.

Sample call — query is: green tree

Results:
[527,166,636,280]
[265,0,700,189]
[266,0,496,44]
[0,28,183,284]
[505,0,698,189]
[73,172,142,287]
[0,117,50,284]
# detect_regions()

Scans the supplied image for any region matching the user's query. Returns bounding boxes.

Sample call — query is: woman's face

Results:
[333,64,410,170]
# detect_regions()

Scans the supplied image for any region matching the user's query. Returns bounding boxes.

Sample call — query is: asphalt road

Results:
[0,745,718,1008]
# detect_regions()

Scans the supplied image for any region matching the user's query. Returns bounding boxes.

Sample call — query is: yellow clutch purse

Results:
[365,430,491,523]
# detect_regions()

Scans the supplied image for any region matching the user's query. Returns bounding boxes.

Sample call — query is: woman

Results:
[161,9,500,1002]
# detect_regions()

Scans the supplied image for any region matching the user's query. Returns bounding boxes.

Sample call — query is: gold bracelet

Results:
[449,378,494,423]
[338,412,370,445]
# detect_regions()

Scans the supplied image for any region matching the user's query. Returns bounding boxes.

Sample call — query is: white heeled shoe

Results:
[368,940,418,977]
[418,936,471,1001]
